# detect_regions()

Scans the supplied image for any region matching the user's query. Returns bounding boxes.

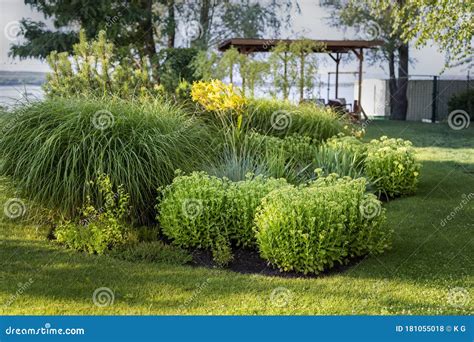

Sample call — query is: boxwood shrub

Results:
[365,136,421,197]
[254,175,389,274]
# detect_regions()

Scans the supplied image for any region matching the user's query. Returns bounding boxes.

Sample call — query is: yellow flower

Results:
[191,80,246,113]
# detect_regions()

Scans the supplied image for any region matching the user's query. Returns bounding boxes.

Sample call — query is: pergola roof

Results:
[218,38,383,54]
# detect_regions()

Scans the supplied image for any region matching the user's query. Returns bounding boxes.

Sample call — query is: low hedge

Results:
[158,171,231,265]
[255,175,389,274]
[159,171,391,274]
[158,172,288,265]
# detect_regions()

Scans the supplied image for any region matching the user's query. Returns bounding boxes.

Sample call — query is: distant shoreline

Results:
[0,70,46,86]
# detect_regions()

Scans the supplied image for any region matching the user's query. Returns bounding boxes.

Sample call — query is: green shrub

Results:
[254,175,389,274]
[245,98,349,141]
[247,132,317,166]
[325,135,367,156]
[365,136,421,197]
[44,30,162,99]
[448,88,474,120]
[158,48,200,94]
[54,175,130,254]
[0,97,211,222]
[107,241,192,265]
[158,172,231,265]
[314,135,366,179]
[226,175,288,247]
[158,171,288,263]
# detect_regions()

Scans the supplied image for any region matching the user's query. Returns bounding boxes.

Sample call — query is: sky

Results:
[0,0,470,79]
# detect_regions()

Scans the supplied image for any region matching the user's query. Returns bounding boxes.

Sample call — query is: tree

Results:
[269,42,297,100]
[191,50,221,80]
[10,0,165,80]
[322,0,410,120]
[189,0,300,50]
[290,39,325,102]
[242,59,269,98]
[392,0,473,68]
[11,0,299,80]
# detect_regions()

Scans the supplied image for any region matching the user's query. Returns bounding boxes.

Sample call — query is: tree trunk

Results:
[299,54,305,102]
[167,0,176,48]
[283,52,288,100]
[391,43,409,120]
[388,51,397,118]
[193,0,210,49]
[139,0,159,82]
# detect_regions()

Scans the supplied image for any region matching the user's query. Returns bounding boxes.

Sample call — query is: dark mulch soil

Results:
[190,248,367,279]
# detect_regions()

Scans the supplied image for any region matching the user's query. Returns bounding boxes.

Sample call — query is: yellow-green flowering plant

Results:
[191,79,247,131]
[365,136,421,197]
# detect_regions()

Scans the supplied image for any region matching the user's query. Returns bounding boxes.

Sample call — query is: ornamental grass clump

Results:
[365,136,421,197]
[254,174,389,274]
[245,98,349,141]
[0,97,211,222]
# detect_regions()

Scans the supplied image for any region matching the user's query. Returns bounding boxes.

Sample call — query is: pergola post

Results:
[358,48,363,112]
[328,53,342,99]
[351,47,367,119]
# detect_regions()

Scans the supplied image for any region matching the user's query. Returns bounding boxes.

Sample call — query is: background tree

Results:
[391,0,473,68]
[290,39,325,102]
[191,50,221,80]
[218,47,241,84]
[322,0,410,120]
[243,59,270,98]
[269,42,297,100]
[190,0,300,50]
[11,0,299,82]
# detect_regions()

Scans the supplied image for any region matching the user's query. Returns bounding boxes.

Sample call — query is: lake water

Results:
[0,85,44,109]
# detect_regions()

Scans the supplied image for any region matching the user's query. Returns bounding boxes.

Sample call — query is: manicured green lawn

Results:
[1,120,472,315]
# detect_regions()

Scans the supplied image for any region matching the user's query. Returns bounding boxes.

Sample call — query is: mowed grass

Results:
[0,120,473,315]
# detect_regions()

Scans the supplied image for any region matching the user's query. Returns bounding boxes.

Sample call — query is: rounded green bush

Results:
[365,136,421,197]
[158,172,289,264]
[158,172,231,265]
[0,97,211,222]
[227,175,288,247]
[255,175,389,274]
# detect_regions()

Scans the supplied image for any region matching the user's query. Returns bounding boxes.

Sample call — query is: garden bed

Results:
[191,248,366,279]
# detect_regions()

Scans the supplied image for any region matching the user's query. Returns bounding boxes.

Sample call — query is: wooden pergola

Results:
[218,38,383,119]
